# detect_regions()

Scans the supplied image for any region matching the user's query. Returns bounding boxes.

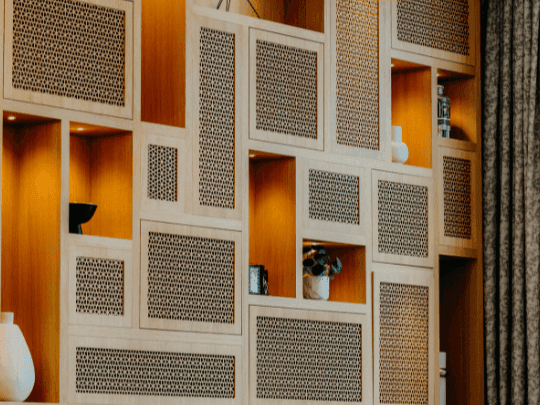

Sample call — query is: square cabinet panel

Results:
[69,336,242,405]
[249,29,324,151]
[69,244,132,328]
[249,306,372,405]
[4,0,133,118]
[140,221,241,335]
[372,170,434,268]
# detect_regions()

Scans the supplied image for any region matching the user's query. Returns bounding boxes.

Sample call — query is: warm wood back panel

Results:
[2,121,61,403]
[327,246,366,304]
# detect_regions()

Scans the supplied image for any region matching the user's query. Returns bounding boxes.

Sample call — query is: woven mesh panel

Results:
[147,231,235,324]
[76,347,235,397]
[377,180,428,258]
[379,282,429,404]
[443,156,472,239]
[76,257,124,316]
[256,40,318,140]
[396,0,470,56]
[336,0,379,149]
[12,0,126,106]
[256,316,362,401]
[147,144,178,202]
[308,169,360,225]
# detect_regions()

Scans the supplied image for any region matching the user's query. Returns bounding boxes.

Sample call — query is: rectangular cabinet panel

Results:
[140,221,241,335]
[192,16,243,220]
[249,29,324,151]
[391,0,476,66]
[372,170,434,268]
[69,336,241,405]
[249,306,372,405]
[69,243,133,328]
[373,268,435,405]
[4,0,133,118]
[438,147,477,250]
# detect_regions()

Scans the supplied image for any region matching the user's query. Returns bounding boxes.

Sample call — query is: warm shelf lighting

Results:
[391,64,395,67]
[7,116,16,121]
[77,127,84,131]
[249,154,255,158]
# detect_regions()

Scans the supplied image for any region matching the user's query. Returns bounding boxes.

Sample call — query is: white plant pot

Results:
[0,312,35,402]
[303,275,330,300]
[391,126,409,164]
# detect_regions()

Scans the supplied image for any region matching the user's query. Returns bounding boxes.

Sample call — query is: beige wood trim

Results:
[249,305,372,405]
[139,210,243,232]
[68,234,133,250]
[140,220,242,335]
[4,0,134,119]
[69,245,133,328]
[437,147,477,250]
[372,170,434,268]
[68,335,242,405]
[372,266,435,405]
[437,137,477,152]
[249,29,324,151]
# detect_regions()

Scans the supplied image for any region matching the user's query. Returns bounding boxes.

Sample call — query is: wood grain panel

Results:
[142,0,186,128]
[2,121,61,403]
[69,135,91,204]
[440,76,476,143]
[392,68,432,168]
[249,157,296,298]
[327,246,366,304]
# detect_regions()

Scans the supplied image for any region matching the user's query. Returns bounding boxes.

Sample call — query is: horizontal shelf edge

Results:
[68,234,132,250]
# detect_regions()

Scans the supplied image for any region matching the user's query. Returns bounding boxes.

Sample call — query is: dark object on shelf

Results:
[249,265,268,295]
[216,0,260,18]
[302,244,343,279]
[69,203,97,234]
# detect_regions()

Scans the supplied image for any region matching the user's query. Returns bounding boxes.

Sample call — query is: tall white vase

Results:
[391,126,409,164]
[0,312,35,401]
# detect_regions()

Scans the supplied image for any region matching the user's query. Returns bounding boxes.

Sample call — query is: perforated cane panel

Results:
[443,156,472,239]
[255,40,318,140]
[76,257,124,316]
[75,347,235,397]
[396,0,470,56]
[147,144,178,202]
[378,282,429,404]
[378,180,428,258]
[336,0,379,150]
[11,0,126,106]
[308,169,360,225]
[147,232,235,324]
[256,316,362,401]
[198,27,235,210]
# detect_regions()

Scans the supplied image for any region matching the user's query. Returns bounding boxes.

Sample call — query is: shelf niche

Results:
[249,151,296,298]
[437,69,476,144]
[1,111,61,403]
[391,59,432,169]
[197,0,324,33]
[142,0,186,128]
[302,240,366,304]
[439,256,483,405]
[69,123,133,240]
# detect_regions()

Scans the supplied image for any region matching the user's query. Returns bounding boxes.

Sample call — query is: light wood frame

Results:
[249,29,324,151]
[372,266,435,405]
[68,335,242,405]
[4,0,134,119]
[249,305,372,405]
[372,170,434,268]
[69,243,133,328]
[140,220,242,335]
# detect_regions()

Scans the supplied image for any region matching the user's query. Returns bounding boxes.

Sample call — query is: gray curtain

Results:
[482,0,540,404]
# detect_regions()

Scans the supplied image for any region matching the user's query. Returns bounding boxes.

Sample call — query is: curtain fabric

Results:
[482,0,540,404]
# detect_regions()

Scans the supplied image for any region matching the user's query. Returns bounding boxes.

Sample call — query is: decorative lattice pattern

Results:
[198,27,235,210]
[443,156,472,239]
[256,40,318,140]
[378,180,428,258]
[308,169,360,225]
[147,232,235,324]
[256,316,362,401]
[396,0,470,56]
[336,0,379,150]
[379,282,429,404]
[12,0,126,106]
[76,257,124,316]
[147,144,178,202]
[76,347,235,397]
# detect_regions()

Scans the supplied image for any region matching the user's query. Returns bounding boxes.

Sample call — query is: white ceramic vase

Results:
[391,126,409,164]
[0,312,35,402]
[303,275,330,300]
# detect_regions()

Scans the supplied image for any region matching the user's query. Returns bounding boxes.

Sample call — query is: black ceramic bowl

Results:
[69,203,97,234]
